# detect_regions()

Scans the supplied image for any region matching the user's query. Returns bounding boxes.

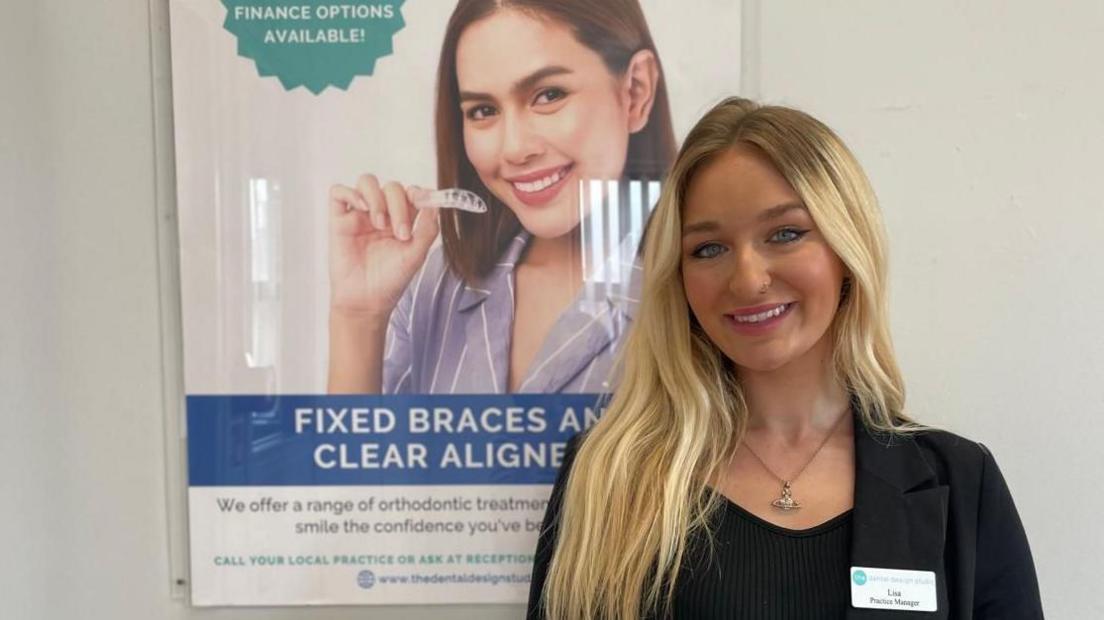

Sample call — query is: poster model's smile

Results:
[505,163,574,207]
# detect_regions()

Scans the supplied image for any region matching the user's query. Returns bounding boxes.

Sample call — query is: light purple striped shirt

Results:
[382,231,641,394]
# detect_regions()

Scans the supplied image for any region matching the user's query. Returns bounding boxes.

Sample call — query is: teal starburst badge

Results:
[221,0,406,94]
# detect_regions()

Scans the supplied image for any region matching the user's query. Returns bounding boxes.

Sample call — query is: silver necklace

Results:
[740,412,848,511]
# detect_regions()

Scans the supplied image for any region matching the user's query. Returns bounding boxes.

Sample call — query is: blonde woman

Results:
[527,98,1042,619]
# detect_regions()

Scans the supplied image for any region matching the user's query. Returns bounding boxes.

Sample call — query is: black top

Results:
[669,500,852,619]
[528,416,1044,619]
[527,431,852,619]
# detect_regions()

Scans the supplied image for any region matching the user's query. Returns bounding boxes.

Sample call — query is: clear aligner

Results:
[412,188,488,213]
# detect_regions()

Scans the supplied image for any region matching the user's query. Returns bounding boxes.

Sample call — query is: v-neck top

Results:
[662,498,853,619]
[382,230,641,393]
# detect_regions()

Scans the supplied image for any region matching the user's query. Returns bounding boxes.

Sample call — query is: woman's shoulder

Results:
[858,417,994,483]
[911,424,989,457]
[862,421,1031,549]
[903,423,1042,614]
[560,428,591,470]
[887,422,1004,490]
[548,428,597,497]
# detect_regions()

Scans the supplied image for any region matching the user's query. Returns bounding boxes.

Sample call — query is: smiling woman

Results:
[528,98,1044,619]
[325,0,676,395]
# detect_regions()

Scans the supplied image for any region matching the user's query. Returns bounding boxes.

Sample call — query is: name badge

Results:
[850,566,937,612]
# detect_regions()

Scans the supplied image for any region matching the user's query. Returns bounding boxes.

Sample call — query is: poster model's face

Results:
[456,10,633,240]
[680,146,847,373]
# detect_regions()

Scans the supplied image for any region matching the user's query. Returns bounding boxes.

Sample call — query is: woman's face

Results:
[455,10,637,240]
[680,145,847,374]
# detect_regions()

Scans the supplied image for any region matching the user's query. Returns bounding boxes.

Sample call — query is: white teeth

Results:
[733,304,788,324]
[512,167,567,193]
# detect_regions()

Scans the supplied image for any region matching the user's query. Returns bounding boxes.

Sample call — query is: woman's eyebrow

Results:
[459,65,573,103]
[757,202,807,222]
[513,65,572,95]
[681,220,719,237]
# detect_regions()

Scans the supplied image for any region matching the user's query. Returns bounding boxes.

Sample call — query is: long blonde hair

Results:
[540,97,921,619]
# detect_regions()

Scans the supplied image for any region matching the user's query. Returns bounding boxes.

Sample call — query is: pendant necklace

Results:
[740,412,848,511]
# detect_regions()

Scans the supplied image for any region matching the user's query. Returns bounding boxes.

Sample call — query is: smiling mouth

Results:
[728,302,794,324]
[508,164,572,194]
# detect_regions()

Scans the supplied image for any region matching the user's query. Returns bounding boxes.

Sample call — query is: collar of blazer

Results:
[848,413,951,618]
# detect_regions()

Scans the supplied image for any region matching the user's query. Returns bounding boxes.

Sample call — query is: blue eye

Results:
[770,228,807,244]
[691,242,726,259]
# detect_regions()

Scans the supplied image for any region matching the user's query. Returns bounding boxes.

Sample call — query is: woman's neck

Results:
[738,336,850,444]
[521,228,582,269]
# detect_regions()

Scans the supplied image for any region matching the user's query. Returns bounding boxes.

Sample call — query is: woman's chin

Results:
[730,350,797,375]
[735,360,787,375]
[509,199,582,239]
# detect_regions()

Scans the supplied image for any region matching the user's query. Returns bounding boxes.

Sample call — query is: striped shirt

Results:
[382,230,641,394]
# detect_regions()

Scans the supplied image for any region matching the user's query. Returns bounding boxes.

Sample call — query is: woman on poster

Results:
[528,98,1043,619]
[327,0,676,394]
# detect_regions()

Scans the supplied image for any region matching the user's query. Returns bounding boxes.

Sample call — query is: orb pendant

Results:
[771,481,801,511]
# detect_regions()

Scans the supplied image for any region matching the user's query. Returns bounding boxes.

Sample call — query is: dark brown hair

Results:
[434,0,677,282]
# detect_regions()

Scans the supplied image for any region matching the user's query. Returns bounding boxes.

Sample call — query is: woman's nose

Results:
[726,246,771,300]
[500,110,543,165]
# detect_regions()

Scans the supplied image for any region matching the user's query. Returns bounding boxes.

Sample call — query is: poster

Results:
[169,0,740,606]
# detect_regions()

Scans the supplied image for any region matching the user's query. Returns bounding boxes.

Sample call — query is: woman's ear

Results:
[622,49,659,134]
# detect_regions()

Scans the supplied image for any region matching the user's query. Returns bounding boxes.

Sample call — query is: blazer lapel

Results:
[847,418,950,618]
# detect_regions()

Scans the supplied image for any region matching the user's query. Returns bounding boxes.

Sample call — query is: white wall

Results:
[2,1,1100,619]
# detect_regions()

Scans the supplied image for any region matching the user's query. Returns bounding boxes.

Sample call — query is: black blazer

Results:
[527,417,1044,619]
